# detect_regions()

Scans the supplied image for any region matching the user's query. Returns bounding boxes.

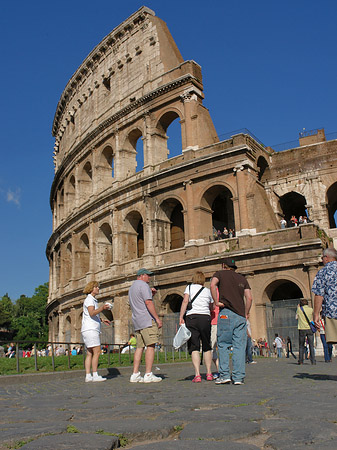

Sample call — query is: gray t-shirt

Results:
[128,280,154,331]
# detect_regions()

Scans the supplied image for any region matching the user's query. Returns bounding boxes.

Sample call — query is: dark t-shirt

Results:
[213,269,250,318]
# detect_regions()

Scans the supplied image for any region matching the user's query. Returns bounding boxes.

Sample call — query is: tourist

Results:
[179,271,214,382]
[313,248,337,349]
[273,334,283,359]
[81,281,111,382]
[319,312,333,362]
[121,334,137,354]
[296,299,316,365]
[286,336,296,359]
[211,258,252,385]
[129,268,162,383]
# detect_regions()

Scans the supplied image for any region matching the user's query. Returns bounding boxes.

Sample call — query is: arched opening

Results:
[96,223,113,269]
[124,211,144,260]
[200,185,235,241]
[63,243,72,284]
[279,191,308,225]
[155,111,182,162]
[101,145,114,178]
[77,233,90,276]
[162,293,184,347]
[64,316,71,343]
[55,245,61,287]
[164,293,183,313]
[67,175,76,214]
[257,156,270,182]
[170,203,185,249]
[327,182,337,228]
[159,198,185,251]
[264,280,304,350]
[79,161,93,204]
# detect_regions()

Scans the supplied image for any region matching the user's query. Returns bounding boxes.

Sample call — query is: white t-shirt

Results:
[81,294,101,333]
[184,284,213,316]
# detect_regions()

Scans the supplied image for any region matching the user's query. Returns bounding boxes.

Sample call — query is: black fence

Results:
[0,340,189,374]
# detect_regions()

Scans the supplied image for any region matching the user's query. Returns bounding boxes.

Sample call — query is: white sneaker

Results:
[92,374,107,382]
[130,372,144,383]
[85,375,93,382]
[233,380,244,385]
[143,372,162,383]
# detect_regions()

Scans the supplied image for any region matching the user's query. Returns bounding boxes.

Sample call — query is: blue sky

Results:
[1,0,336,300]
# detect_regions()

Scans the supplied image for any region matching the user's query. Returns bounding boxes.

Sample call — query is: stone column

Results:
[89,221,95,274]
[235,166,250,233]
[185,180,196,242]
[181,92,199,151]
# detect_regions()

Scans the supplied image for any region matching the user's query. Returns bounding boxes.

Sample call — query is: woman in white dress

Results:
[179,271,214,382]
[81,281,111,382]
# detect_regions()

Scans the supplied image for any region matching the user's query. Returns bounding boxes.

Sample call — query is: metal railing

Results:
[0,340,189,375]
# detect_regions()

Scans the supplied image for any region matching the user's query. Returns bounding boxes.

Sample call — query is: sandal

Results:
[192,375,202,383]
[206,373,213,381]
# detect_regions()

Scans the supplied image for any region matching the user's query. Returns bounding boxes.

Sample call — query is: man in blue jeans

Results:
[211,258,253,385]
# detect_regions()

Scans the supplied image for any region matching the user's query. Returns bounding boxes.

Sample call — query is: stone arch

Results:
[57,184,64,223]
[79,160,93,204]
[64,315,71,342]
[163,293,183,313]
[96,222,113,269]
[200,184,235,240]
[77,232,90,276]
[257,156,270,182]
[124,211,144,260]
[100,145,114,178]
[279,191,308,224]
[121,128,143,175]
[66,174,76,215]
[63,242,72,284]
[155,110,182,160]
[159,198,185,251]
[263,278,305,349]
[327,182,337,228]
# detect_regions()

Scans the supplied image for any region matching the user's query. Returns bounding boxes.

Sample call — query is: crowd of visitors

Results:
[280,215,309,229]
[213,227,236,240]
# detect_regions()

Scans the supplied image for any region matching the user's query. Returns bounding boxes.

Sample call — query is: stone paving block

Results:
[71,417,180,441]
[179,419,260,441]
[20,433,119,449]
[128,440,261,449]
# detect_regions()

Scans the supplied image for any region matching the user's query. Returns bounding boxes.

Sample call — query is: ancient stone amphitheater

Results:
[46,6,337,348]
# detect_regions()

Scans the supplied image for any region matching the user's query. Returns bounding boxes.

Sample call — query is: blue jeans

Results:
[217,308,247,382]
[277,347,282,358]
[320,334,333,362]
[246,336,253,363]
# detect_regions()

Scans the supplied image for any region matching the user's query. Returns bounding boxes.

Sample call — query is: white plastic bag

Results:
[173,324,191,350]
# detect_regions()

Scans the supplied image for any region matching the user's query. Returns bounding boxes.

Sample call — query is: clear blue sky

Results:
[1,0,336,300]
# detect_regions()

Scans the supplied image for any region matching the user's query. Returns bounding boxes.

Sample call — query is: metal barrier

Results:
[0,340,189,374]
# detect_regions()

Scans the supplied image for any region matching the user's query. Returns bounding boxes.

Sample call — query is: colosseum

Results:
[46,6,337,350]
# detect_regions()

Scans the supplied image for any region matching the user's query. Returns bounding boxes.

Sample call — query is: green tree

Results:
[0,294,14,329]
[11,283,49,345]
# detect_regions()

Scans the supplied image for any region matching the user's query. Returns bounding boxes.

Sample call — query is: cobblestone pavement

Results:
[0,357,337,449]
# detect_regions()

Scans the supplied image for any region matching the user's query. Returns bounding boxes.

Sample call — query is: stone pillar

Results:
[74,163,80,208]
[185,180,196,242]
[304,262,320,303]
[89,221,95,274]
[235,166,249,231]
[181,92,199,151]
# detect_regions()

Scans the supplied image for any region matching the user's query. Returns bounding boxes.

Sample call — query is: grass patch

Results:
[66,425,80,433]
[96,430,128,447]
[6,439,34,449]
[0,352,192,376]
[257,398,271,406]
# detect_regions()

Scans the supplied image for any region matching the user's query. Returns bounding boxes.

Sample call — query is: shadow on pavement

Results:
[293,372,337,381]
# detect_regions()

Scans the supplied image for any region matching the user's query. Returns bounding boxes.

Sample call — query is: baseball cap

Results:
[136,268,154,276]
[223,257,237,269]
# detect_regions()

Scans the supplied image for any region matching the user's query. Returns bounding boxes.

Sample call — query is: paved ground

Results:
[0,357,337,449]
